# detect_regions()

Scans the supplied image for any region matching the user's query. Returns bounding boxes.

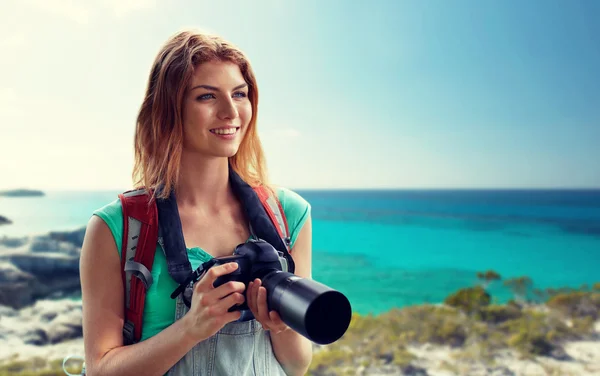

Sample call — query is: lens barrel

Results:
[262,271,352,345]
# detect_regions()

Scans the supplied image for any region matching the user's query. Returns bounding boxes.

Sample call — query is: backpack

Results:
[118,185,291,345]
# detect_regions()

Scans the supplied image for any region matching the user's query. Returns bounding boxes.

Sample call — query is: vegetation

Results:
[476,269,502,289]
[307,273,599,375]
[0,357,82,376]
[2,272,599,376]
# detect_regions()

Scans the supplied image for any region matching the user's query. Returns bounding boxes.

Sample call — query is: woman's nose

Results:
[217,98,239,120]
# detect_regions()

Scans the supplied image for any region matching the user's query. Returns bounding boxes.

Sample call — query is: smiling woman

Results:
[79,29,314,376]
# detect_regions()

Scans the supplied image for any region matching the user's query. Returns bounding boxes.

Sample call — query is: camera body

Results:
[211,239,289,312]
[178,238,352,345]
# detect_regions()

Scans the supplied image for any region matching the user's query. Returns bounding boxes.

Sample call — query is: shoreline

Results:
[1,227,600,375]
[1,296,599,376]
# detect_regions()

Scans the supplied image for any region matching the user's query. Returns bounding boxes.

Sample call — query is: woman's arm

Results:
[80,216,197,375]
[80,215,245,376]
[248,216,314,376]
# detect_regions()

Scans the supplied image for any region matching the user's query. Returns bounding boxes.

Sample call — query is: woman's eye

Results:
[233,92,247,98]
[197,93,215,100]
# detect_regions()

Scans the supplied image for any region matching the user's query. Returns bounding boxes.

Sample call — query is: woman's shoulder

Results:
[273,186,311,248]
[92,197,124,254]
[274,186,311,215]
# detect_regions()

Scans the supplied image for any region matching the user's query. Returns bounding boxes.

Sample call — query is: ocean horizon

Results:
[1,188,599,315]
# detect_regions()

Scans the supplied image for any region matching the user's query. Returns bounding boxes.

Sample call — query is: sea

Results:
[1,189,599,316]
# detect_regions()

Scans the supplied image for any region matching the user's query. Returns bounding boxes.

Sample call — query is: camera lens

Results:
[262,272,352,345]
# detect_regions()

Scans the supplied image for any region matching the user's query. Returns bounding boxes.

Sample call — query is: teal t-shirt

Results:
[92,186,311,341]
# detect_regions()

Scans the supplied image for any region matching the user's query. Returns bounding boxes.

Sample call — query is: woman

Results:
[79,29,313,376]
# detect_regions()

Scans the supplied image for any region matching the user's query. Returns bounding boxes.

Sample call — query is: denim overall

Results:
[167,294,288,376]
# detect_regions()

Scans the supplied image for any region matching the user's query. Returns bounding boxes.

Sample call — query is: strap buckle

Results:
[123,320,135,345]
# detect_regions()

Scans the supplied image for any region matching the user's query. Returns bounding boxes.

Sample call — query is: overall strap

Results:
[119,188,158,345]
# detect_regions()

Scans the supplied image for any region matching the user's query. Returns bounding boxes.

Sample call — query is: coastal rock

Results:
[0,299,82,348]
[0,228,85,309]
[487,366,516,376]
[400,365,429,376]
[0,189,45,197]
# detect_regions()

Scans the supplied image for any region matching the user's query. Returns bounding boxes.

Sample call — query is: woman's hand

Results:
[182,262,247,342]
[246,278,290,334]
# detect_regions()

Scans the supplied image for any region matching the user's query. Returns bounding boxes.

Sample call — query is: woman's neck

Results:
[175,152,233,210]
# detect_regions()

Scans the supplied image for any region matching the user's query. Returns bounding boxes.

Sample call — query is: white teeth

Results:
[212,128,237,135]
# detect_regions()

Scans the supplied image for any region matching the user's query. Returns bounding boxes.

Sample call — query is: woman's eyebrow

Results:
[190,83,248,92]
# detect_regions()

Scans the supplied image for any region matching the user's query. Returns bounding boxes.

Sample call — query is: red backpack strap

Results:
[253,186,291,253]
[118,188,158,345]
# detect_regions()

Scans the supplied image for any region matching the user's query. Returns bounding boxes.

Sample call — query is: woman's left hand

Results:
[247,278,290,334]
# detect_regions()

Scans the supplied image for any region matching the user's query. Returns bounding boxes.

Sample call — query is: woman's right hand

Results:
[181,262,246,342]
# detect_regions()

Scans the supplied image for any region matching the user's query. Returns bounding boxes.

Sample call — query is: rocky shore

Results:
[0,215,11,226]
[0,228,84,309]
[0,189,45,197]
[0,229,599,375]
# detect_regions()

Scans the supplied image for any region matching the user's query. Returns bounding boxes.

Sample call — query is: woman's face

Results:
[181,60,252,158]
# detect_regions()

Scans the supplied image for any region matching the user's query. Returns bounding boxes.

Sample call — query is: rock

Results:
[23,328,49,346]
[378,352,394,364]
[47,322,82,344]
[0,189,45,197]
[0,215,11,226]
[488,366,516,376]
[401,364,429,375]
[0,228,84,309]
[549,346,573,361]
[0,304,18,317]
[0,262,37,309]
[0,299,83,349]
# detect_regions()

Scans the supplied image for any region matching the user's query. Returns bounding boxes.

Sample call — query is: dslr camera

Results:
[171,239,352,345]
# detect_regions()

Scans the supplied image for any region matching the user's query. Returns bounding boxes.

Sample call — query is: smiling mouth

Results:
[210,127,240,135]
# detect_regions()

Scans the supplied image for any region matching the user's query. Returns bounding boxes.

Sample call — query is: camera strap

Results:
[170,259,216,299]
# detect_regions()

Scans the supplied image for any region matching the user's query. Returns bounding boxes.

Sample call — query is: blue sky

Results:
[0,0,598,190]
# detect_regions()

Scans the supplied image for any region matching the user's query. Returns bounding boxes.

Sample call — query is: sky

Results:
[0,0,598,190]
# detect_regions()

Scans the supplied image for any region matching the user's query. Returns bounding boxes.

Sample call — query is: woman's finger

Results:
[247,281,255,312]
[249,279,260,313]
[257,286,271,325]
[209,292,245,316]
[195,262,238,293]
[268,311,288,333]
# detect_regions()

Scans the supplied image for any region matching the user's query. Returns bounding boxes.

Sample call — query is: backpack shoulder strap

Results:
[253,186,291,253]
[118,188,158,345]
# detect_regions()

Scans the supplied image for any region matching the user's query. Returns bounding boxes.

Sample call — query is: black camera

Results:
[171,239,352,345]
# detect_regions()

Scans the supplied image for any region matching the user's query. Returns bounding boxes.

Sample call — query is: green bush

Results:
[444,286,491,313]
[477,304,522,324]
[546,291,600,319]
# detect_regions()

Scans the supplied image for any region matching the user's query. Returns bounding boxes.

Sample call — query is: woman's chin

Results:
[182,146,240,159]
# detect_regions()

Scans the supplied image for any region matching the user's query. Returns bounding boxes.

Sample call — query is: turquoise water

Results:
[2,189,599,315]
